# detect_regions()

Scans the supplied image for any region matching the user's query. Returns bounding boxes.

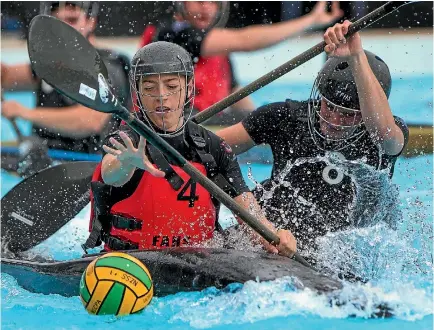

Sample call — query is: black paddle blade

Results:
[1,161,97,253]
[27,15,119,114]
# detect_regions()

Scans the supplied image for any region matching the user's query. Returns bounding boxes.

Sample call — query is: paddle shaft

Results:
[122,108,275,240]
[26,14,313,267]
[118,106,312,268]
[192,1,409,124]
[11,120,24,142]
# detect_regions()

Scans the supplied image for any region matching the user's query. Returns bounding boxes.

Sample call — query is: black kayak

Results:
[2,248,341,297]
[2,248,395,317]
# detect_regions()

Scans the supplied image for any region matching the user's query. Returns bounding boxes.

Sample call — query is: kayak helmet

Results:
[308,50,392,151]
[130,41,195,136]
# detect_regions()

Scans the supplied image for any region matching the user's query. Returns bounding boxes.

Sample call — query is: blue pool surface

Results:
[1,155,433,329]
[1,36,433,329]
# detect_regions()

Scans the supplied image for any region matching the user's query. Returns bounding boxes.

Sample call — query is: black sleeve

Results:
[101,123,140,155]
[206,131,250,196]
[241,102,288,145]
[31,67,39,82]
[157,27,206,59]
[382,116,410,177]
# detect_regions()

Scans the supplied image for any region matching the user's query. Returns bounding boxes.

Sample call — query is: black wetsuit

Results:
[32,49,131,153]
[242,100,409,251]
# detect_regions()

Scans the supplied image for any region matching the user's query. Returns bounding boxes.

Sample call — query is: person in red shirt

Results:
[139,1,343,124]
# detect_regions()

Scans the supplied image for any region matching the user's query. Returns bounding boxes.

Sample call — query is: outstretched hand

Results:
[103,131,165,177]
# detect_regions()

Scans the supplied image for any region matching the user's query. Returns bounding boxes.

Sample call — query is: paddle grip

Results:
[182,162,315,270]
[192,1,409,124]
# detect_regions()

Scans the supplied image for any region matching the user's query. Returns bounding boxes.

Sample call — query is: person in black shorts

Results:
[216,21,409,254]
[83,41,297,257]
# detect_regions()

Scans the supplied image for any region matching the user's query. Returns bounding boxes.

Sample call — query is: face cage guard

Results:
[307,75,366,152]
[129,56,195,137]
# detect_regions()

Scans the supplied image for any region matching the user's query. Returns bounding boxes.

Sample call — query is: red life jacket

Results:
[89,161,216,250]
[139,25,232,112]
[84,122,237,252]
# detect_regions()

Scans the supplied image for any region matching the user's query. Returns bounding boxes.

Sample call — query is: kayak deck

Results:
[2,248,342,297]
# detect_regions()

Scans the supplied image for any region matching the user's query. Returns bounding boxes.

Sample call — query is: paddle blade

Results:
[1,161,97,253]
[27,15,118,114]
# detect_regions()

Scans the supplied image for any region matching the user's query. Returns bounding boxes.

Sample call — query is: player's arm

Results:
[1,63,37,91]
[201,1,342,56]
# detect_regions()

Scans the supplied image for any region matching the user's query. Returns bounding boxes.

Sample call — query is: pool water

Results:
[1,36,433,329]
[1,155,433,329]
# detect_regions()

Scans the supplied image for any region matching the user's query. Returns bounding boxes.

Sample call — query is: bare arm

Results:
[1,63,37,91]
[216,123,256,155]
[233,192,277,240]
[201,1,342,56]
[349,53,404,155]
[234,192,296,256]
[101,132,165,187]
[21,104,111,138]
[324,20,405,156]
[202,14,316,56]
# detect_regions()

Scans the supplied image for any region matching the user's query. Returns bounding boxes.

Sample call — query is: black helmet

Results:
[40,1,99,18]
[130,41,193,79]
[308,50,392,152]
[317,50,392,110]
[130,41,195,136]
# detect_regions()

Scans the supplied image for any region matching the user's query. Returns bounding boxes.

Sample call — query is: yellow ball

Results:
[79,252,154,316]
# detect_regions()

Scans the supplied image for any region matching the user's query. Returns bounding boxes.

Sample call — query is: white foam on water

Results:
[166,277,432,329]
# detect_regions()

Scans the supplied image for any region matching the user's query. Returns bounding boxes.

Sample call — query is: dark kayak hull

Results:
[2,248,342,297]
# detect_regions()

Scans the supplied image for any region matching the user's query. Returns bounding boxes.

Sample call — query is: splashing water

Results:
[1,156,433,328]
[251,153,433,300]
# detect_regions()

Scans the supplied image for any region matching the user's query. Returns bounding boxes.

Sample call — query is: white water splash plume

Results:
[332,154,402,229]
[312,155,432,288]
[251,153,432,285]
